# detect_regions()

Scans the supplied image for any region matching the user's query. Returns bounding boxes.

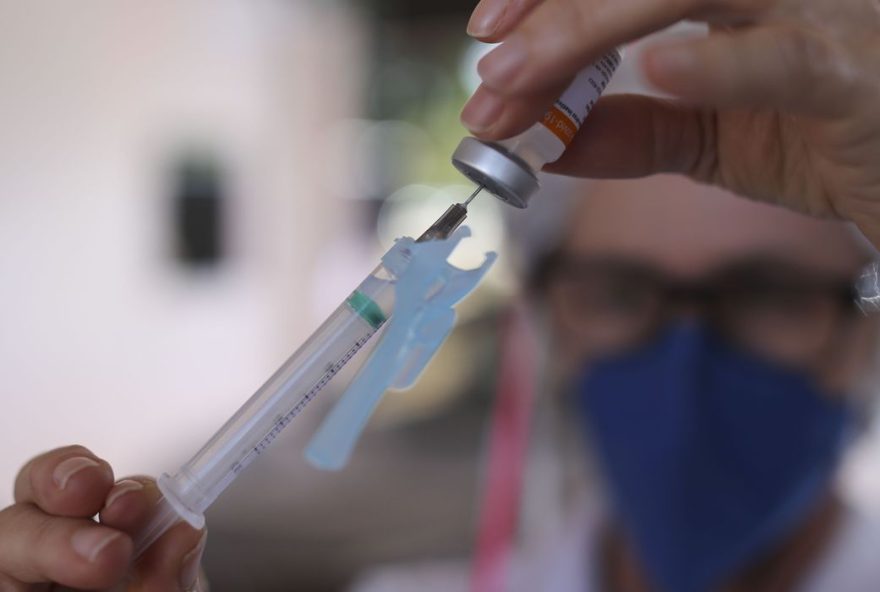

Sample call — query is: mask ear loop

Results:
[470,301,539,592]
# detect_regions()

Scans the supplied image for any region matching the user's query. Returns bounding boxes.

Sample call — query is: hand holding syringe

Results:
[133,48,622,558]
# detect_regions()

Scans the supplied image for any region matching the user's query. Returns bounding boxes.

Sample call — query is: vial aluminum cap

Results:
[451,137,539,209]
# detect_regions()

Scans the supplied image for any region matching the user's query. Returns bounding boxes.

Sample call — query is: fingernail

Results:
[53,457,101,490]
[72,528,122,563]
[461,92,504,133]
[467,0,507,38]
[103,479,144,512]
[179,530,207,591]
[478,37,527,87]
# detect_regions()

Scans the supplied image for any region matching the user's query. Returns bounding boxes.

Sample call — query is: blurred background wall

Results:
[0,1,507,590]
[0,0,363,475]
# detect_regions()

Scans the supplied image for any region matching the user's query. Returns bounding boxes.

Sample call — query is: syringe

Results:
[131,41,624,559]
[132,191,485,558]
[132,46,623,559]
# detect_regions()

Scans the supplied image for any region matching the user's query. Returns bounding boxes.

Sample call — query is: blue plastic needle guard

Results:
[306,228,496,470]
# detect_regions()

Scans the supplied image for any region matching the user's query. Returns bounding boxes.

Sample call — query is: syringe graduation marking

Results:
[231,328,380,474]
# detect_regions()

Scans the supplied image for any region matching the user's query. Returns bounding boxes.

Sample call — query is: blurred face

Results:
[541,175,879,591]
[545,175,877,393]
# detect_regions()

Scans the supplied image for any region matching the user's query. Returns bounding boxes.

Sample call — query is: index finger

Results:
[467,0,545,41]
[475,0,699,95]
[14,445,115,519]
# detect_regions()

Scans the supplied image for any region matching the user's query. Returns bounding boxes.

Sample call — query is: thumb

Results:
[546,93,719,181]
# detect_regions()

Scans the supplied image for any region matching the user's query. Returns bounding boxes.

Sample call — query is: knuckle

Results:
[563,0,596,41]
[776,28,859,101]
[0,505,46,580]
[0,505,18,540]
[0,506,123,589]
[0,504,35,540]
[689,109,722,183]
[776,29,832,80]
[568,0,595,23]
[30,511,57,551]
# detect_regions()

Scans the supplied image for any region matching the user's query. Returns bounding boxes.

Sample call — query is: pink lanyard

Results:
[470,303,539,592]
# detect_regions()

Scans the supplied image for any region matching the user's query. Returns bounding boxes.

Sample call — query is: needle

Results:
[417,185,486,242]
[464,185,484,207]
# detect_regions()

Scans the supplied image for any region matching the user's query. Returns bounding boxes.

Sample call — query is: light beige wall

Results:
[0,0,367,502]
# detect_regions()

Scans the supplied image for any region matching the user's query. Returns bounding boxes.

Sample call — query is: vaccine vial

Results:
[452,49,622,208]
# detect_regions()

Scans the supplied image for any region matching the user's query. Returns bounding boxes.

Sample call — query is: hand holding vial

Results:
[462,0,880,249]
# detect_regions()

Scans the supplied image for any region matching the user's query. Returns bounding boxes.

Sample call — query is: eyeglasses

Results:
[538,254,862,367]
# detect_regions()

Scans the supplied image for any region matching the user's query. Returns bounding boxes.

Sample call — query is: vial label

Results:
[541,49,622,146]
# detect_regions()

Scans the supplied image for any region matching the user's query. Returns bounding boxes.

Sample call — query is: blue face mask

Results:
[576,323,851,592]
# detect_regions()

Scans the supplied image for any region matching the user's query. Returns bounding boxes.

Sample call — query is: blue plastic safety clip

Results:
[306,228,496,470]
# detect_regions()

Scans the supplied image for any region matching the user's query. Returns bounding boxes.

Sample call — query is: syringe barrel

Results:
[157,263,398,526]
